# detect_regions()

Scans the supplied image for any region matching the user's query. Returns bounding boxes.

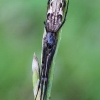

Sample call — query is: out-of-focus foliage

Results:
[0,0,100,100]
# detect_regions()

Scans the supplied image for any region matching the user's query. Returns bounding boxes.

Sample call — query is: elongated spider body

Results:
[35,0,69,100]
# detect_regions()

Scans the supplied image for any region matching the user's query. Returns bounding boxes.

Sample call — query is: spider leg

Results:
[56,0,69,33]
[40,40,51,100]
[43,43,57,100]
[42,77,48,100]
[40,78,44,100]
[35,42,47,100]
[63,0,69,24]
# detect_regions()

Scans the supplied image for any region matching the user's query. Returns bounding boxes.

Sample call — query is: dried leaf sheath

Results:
[32,54,40,99]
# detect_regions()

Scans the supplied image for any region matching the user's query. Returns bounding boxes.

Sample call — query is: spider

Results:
[35,0,69,100]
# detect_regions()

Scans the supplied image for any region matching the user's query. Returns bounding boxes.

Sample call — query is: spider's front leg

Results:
[56,0,69,33]
[35,39,48,100]
[42,42,57,100]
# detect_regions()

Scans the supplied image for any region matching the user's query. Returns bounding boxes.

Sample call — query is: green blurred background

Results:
[0,0,100,100]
